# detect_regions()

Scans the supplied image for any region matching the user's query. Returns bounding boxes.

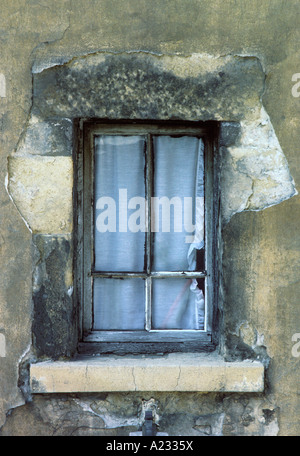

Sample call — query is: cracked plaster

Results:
[2,50,297,434]
[7,51,297,232]
[0,0,299,438]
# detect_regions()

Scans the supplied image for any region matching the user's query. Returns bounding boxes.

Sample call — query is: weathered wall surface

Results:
[0,0,299,436]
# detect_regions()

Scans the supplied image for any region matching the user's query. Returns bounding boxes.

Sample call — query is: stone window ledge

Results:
[30,352,264,393]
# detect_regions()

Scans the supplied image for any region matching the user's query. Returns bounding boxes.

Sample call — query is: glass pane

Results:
[93,278,145,330]
[152,136,204,272]
[94,135,146,272]
[152,278,205,330]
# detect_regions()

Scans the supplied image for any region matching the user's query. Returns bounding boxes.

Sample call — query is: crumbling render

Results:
[6,52,297,232]
[220,106,297,223]
[2,51,298,435]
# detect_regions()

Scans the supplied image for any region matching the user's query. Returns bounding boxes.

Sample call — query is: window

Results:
[78,122,217,354]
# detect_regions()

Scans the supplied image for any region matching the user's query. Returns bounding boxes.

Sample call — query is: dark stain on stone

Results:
[224,334,256,361]
[32,235,77,359]
[262,408,276,425]
[33,53,265,122]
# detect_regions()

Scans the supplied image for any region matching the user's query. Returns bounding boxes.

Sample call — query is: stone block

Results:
[30,353,264,393]
[32,234,76,359]
[7,156,73,234]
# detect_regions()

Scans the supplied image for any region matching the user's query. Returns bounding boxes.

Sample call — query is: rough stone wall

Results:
[0,393,279,437]
[0,0,299,436]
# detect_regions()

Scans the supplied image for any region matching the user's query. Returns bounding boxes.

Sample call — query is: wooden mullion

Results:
[145,134,153,330]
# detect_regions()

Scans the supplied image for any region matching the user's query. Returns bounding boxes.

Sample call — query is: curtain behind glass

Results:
[93,134,205,330]
[94,135,146,272]
[93,278,145,330]
[152,135,204,271]
[152,136,205,329]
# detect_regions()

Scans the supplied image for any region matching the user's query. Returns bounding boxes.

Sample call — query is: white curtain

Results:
[93,135,205,330]
[94,135,146,272]
[151,136,205,329]
[94,278,145,330]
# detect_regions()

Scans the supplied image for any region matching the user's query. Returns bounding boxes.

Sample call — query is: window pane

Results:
[152,278,205,330]
[152,136,204,272]
[93,278,145,330]
[94,135,146,272]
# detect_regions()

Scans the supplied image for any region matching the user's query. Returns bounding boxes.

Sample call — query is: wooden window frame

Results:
[76,120,218,355]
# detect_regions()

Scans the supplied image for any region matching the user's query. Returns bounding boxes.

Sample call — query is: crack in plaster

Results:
[30,0,72,71]
[4,172,32,233]
[9,51,297,232]
[132,367,137,391]
[32,48,166,74]
[175,366,181,390]
[6,49,297,230]
[31,49,266,78]
[3,51,298,432]
[8,2,72,166]
[245,179,255,211]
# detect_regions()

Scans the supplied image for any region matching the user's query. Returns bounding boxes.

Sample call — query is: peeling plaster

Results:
[74,398,140,429]
[4,173,33,234]
[31,49,164,74]
[4,52,297,427]
[194,412,225,436]
[72,397,161,431]
[221,106,297,223]
[7,51,297,232]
